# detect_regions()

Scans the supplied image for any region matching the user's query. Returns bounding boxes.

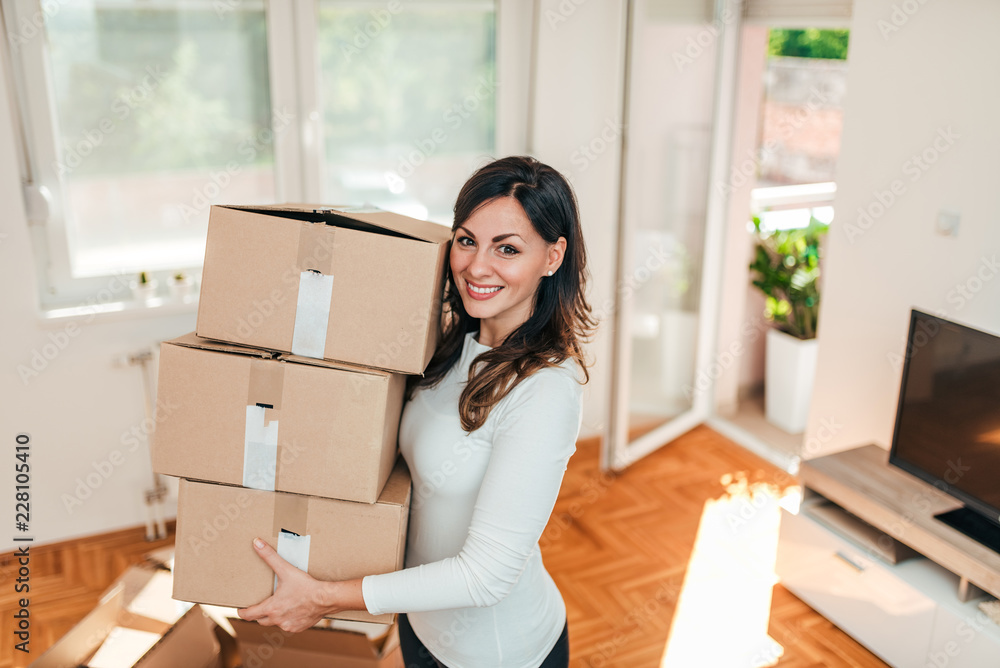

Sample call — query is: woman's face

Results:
[450,197,566,344]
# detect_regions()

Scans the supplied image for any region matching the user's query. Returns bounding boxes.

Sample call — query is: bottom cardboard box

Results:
[30,585,221,668]
[229,617,402,668]
[172,458,411,624]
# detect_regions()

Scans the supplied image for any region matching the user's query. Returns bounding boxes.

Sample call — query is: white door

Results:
[602,0,741,470]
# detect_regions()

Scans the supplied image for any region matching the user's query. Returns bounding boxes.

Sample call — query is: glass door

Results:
[602,0,741,470]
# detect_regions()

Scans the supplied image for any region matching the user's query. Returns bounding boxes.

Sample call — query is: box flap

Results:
[164,333,276,359]
[217,203,452,245]
[128,571,189,625]
[134,605,220,668]
[165,332,394,378]
[87,626,162,668]
[30,586,124,667]
[276,351,394,377]
[142,546,175,571]
[377,457,412,507]
[229,618,380,659]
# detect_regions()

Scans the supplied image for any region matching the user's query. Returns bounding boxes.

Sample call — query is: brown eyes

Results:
[455,236,520,257]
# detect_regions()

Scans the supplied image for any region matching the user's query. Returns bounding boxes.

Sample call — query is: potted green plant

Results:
[167,270,196,299]
[130,271,159,302]
[748,215,828,433]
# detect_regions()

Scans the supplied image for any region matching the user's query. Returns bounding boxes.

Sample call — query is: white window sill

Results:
[38,294,199,327]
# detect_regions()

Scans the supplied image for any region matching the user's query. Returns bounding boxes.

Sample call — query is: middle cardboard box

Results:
[153,333,405,504]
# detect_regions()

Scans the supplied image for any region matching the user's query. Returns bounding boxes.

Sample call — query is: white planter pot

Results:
[130,279,159,302]
[167,275,196,299]
[765,328,819,434]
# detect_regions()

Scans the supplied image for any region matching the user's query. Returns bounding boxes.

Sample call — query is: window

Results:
[318,1,496,223]
[45,1,274,279]
[753,28,848,230]
[5,0,510,309]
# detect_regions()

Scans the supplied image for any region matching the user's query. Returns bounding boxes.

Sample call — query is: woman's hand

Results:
[236,537,339,633]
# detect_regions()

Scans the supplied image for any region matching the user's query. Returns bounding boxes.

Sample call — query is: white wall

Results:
[530,0,627,440]
[804,0,1000,458]
[0,36,192,553]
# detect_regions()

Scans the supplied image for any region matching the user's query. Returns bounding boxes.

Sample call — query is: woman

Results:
[238,155,596,667]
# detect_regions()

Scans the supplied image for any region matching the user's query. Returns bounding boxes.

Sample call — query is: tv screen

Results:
[889,310,1000,528]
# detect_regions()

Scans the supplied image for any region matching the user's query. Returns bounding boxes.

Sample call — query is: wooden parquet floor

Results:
[547,426,888,667]
[0,425,886,667]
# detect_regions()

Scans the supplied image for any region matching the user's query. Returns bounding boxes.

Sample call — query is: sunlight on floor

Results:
[660,473,801,668]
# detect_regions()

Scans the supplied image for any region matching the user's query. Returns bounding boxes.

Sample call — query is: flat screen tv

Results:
[889,309,1000,554]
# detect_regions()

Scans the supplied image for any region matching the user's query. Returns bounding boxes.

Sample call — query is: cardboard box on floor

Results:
[30,585,221,668]
[196,204,450,375]
[172,458,411,625]
[153,333,405,504]
[228,618,403,668]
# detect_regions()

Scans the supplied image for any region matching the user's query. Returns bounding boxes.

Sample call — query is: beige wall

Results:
[804,0,1000,458]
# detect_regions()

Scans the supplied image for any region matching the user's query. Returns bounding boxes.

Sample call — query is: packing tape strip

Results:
[243,405,278,491]
[291,271,334,359]
[275,530,311,591]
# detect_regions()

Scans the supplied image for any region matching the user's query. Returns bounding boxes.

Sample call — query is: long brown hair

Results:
[409,156,596,431]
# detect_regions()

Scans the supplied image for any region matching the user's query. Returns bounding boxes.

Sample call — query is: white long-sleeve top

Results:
[362,331,583,667]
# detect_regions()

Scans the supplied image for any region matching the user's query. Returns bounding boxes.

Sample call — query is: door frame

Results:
[601,0,743,471]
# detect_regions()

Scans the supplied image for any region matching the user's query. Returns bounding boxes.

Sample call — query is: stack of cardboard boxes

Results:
[151,204,451,633]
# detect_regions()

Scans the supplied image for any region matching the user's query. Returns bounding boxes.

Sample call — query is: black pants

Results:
[398,613,570,668]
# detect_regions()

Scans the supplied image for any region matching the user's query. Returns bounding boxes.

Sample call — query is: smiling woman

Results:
[237,156,597,668]
[450,196,566,347]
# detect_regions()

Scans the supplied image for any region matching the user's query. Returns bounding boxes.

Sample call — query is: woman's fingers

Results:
[237,537,326,632]
[250,537,293,577]
[237,600,269,621]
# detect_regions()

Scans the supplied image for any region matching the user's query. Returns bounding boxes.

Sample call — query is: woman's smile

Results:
[465,280,504,300]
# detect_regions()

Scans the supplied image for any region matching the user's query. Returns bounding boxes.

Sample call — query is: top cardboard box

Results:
[196,204,451,375]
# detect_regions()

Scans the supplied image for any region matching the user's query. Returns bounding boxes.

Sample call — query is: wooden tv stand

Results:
[776,444,1000,666]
